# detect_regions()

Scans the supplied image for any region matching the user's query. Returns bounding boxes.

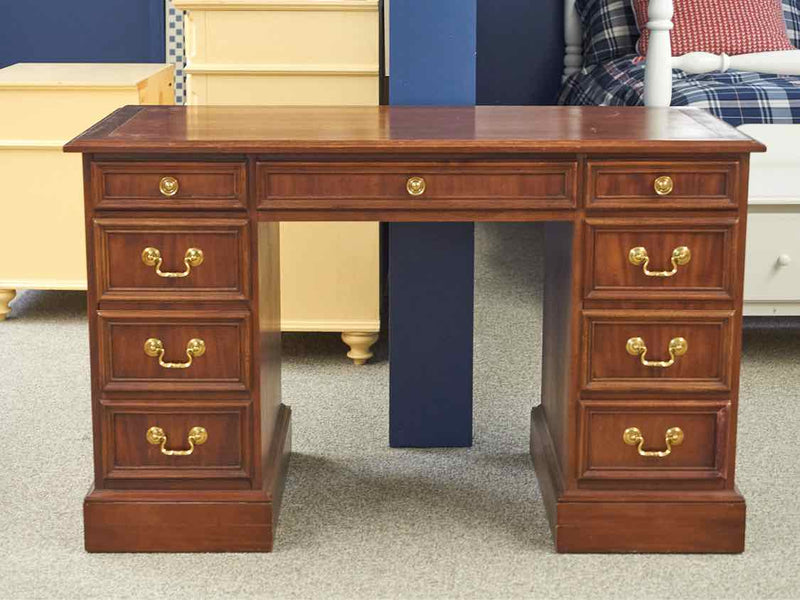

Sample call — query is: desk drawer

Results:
[257,161,577,210]
[93,218,250,302]
[586,161,738,210]
[101,403,251,488]
[584,219,738,301]
[98,310,251,394]
[578,399,729,487]
[92,161,247,210]
[582,311,734,393]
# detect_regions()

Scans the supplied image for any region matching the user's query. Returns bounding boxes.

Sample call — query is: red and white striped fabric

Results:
[632,0,795,56]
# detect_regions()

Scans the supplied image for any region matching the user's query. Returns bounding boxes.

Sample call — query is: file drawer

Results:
[581,310,734,393]
[97,310,252,394]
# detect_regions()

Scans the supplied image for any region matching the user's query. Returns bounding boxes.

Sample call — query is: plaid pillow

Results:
[785,0,800,47]
[574,0,639,65]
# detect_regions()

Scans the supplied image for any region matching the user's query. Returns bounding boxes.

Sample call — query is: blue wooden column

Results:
[0,0,165,68]
[388,0,477,447]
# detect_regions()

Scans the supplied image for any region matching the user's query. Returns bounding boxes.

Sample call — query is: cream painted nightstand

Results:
[175,0,381,364]
[0,63,174,319]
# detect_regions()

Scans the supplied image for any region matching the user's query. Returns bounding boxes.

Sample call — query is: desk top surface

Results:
[65,105,765,154]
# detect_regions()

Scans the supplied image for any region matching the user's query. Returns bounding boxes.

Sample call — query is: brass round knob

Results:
[159,176,179,197]
[406,176,426,196]
[654,175,674,196]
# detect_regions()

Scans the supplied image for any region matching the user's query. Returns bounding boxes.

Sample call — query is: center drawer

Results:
[101,402,251,488]
[256,161,577,211]
[97,310,252,394]
[581,310,734,393]
[93,218,251,301]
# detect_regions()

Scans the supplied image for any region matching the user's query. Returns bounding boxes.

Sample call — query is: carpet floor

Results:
[1,223,798,599]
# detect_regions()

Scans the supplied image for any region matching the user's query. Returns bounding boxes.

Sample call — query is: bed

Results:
[559,0,800,315]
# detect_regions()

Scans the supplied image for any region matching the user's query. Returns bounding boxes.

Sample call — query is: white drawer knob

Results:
[777,254,792,267]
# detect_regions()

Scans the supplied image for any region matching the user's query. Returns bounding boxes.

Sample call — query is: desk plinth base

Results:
[84,405,291,553]
[530,406,745,554]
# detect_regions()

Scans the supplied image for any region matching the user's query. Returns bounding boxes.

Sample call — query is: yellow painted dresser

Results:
[0,63,174,319]
[174,0,381,364]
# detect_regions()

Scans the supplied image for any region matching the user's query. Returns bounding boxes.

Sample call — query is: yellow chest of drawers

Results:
[175,0,381,364]
[0,63,174,319]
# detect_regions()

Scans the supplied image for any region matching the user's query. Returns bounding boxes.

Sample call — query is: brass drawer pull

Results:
[654,175,674,196]
[626,336,687,368]
[144,337,206,369]
[628,245,691,278]
[406,176,426,196]
[146,426,208,456]
[623,426,684,458]
[159,176,179,197]
[141,247,204,278]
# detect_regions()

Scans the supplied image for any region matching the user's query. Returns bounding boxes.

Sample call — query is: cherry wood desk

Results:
[65,105,764,553]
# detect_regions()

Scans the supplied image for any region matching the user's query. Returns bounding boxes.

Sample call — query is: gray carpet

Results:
[1,223,799,600]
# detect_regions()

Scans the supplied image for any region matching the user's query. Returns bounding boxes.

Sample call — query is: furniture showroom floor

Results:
[2,223,798,599]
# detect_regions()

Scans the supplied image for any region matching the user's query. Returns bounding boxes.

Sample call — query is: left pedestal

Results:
[81,160,286,552]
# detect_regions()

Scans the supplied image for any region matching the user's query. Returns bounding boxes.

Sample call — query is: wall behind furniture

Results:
[476,0,564,105]
[0,0,165,68]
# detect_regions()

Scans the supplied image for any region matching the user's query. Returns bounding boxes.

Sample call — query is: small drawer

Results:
[97,310,251,394]
[257,161,577,211]
[92,161,247,210]
[93,218,250,302]
[584,218,738,301]
[586,161,738,210]
[582,310,734,393]
[744,211,800,305]
[578,399,730,486]
[101,403,251,487]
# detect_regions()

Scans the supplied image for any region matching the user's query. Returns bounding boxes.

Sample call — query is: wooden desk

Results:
[65,105,764,553]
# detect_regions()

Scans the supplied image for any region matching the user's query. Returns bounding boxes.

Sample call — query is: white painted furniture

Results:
[174,0,381,363]
[0,63,174,320]
[564,0,800,315]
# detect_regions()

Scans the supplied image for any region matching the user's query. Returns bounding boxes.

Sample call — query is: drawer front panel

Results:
[257,162,577,210]
[92,162,247,210]
[94,218,250,301]
[582,311,733,392]
[586,161,738,210]
[98,311,251,394]
[102,403,251,485]
[585,219,738,301]
[578,400,729,485]
[744,211,800,303]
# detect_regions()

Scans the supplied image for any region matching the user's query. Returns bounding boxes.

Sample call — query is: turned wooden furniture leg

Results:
[0,289,16,320]
[341,331,379,365]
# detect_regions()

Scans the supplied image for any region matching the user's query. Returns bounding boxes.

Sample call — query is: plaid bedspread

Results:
[558,55,800,127]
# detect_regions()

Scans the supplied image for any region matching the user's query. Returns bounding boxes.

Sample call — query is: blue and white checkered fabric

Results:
[785,0,800,47]
[574,0,640,65]
[559,55,800,126]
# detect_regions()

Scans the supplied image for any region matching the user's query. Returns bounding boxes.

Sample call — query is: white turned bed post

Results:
[643,0,674,107]
[563,0,583,80]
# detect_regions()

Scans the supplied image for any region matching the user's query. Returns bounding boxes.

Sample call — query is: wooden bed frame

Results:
[564,0,800,316]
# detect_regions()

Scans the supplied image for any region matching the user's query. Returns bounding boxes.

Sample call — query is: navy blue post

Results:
[0,0,165,68]
[476,0,564,105]
[388,0,477,447]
